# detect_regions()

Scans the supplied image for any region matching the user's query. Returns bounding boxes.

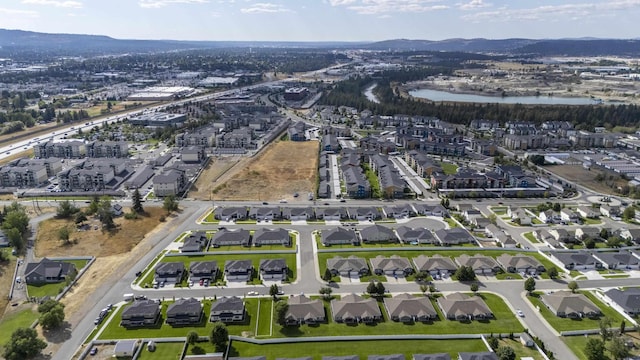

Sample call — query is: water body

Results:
[409,88,599,105]
[364,83,380,104]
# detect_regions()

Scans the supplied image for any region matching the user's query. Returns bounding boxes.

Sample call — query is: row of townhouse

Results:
[212,203,448,222]
[551,250,640,270]
[321,226,475,247]
[430,164,537,191]
[318,152,333,198]
[368,154,408,199]
[34,140,129,159]
[340,153,371,199]
[154,258,288,284]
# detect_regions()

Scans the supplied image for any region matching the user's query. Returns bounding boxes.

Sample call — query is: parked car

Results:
[516,309,525,317]
[90,347,98,355]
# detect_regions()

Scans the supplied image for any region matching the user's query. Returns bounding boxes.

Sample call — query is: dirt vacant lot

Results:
[204,141,320,201]
[544,164,625,195]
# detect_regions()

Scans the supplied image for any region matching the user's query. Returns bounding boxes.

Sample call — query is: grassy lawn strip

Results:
[99,298,259,340]
[498,339,544,360]
[229,339,487,359]
[202,210,219,224]
[0,307,39,345]
[527,292,625,332]
[523,232,540,243]
[256,298,273,337]
[136,250,168,286]
[137,341,185,360]
[161,253,297,283]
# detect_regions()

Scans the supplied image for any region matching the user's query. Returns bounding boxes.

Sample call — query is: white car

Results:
[516,309,525,317]
[247,291,259,296]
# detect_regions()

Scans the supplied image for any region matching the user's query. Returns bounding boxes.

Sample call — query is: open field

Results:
[204,141,320,202]
[542,164,625,195]
[188,155,244,200]
[229,338,488,359]
[0,148,34,166]
[35,207,166,257]
[136,341,185,360]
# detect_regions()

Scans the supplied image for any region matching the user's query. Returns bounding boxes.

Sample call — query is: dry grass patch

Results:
[210,141,319,201]
[189,155,245,200]
[35,207,166,257]
[543,164,625,195]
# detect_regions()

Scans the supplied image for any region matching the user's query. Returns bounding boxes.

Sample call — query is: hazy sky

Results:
[2,0,640,42]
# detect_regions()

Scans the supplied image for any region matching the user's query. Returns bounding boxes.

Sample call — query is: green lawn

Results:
[490,207,507,215]
[137,341,185,360]
[0,307,39,346]
[440,162,459,175]
[228,339,488,359]
[523,232,540,243]
[582,218,602,225]
[135,250,168,286]
[256,298,273,337]
[99,298,260,340]
[497,339,544,360]
[495,272,523,280]
[362,163,382,198]
[563,333,640,360]
[201,211,218,224]
[527,292,626,332]
[444,218,459,228]
[27,282,67,298]
[186,341,218,356]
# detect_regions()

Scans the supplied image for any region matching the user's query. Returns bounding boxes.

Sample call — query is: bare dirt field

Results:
[201,141,320,201]
[543,164,625,195]
[189,155,245,200]
[35,206,166,257]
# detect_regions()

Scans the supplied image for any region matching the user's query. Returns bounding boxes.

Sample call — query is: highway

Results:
[39,197,640,360]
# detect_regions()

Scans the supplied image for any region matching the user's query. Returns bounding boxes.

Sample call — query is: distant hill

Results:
[2,29,640,57]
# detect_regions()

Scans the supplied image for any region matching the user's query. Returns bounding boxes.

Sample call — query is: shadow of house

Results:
[210,296,245,323]
[120,300,161,328]
[383,293,437,323]
[166,298,203,326]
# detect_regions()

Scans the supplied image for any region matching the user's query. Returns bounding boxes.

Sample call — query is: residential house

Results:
[535,229,561,248]
[154,262,185,284]
[412,354,451,360]
[316,207,348,221]
[458,353,498,360]
[189,261,218,282]
[548,229,575,244]
[540,291,601,318]
[552,252,603,270]
[496,254,545,275]
[470,217,491,230]
[510,209,532,225]
[214,207,248,221]
[166,298,203,326]
[617,228,640,244]
[248,207,281,221]
[575,227,601,241]
[368,355,404,360]
[600,204,621,218]
[321,228,359,246]
[285,295,325,325]
[396,226,436,244]
[253,228,291,247]
[180,231,208,253]
[370,255,414,277]
[455,254,501,275]
[383,204,415,219]
[224,260,253,282]
[383,293,437,322]
[259,258,287,281]
[210,296,245,323]
[111,203,124,217]
[330,294,382,324]
[24,258,76,285]
[603,288,640,316]
[560,208,579,223]
[413,255,458,277]
[434,228,475,246]
[350,207,382,221]
[326,256,369,277]
[593,251,640,270]
[462,209,482,223]
[577,206,599,219]
[211,229,251,248]
[538,210,557,224]
[413,203,448,217]
[282,207,315,221]
[436,292,493,321]
[120,300,161,328]
[360,225,398,243]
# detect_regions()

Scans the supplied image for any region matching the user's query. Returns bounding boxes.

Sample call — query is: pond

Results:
[409,88,599,105]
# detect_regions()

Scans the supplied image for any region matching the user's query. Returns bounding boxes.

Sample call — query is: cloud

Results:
[139,0,208,8]
[458,0,490,10]
[21,0,82,8]
[462,1,640,22]
[0,7,39,16]
[240,3,293,13]
[328,0,449,15]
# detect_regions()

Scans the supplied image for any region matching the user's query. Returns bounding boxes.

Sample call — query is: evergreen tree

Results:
[132,188,144,214]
